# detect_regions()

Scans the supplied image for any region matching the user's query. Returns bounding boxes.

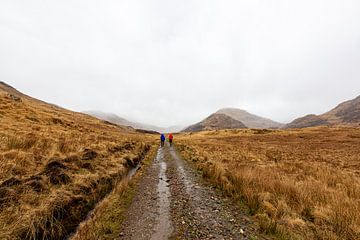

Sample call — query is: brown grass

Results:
[176,127,360,239]
[0,90,155,239]
[70,143,157,240]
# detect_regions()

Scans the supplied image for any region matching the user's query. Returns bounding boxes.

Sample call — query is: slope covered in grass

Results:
[0,82,154,239]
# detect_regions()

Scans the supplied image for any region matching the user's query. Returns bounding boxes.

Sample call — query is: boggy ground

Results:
[176,127,360,239]
[118,143,266,240]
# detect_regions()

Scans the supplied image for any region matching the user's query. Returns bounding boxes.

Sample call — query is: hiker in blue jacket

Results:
[160,134,166,147]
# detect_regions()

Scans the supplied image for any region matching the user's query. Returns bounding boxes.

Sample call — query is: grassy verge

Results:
[175,127,360,240]
[70,144,158,240]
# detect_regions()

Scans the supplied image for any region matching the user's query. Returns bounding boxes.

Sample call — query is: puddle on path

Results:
[150,148,173,240]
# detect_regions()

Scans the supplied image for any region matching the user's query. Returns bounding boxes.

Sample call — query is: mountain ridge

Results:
[286,95,360,128]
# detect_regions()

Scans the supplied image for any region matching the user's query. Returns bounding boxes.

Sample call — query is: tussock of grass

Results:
[177,127,360,239]
[0,89,155,239]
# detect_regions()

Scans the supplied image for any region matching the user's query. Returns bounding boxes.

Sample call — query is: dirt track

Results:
[119,143,265,240]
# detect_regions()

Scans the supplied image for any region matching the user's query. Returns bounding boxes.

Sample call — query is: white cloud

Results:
[1,0,360,126]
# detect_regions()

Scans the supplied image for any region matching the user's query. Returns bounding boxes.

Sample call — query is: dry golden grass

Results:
[176,127,360,239]
[0,88,155,239]
[71,144,158,240]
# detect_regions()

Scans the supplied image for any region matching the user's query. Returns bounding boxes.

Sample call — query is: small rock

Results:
[240,229,244,235]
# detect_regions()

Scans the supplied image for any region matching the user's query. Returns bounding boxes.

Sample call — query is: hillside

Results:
[217,108,284,129]
[286,114,329,128]
[0,82,154,239]
[321,95,360,123]
[287,95,360,128]
[0,81,26,97]
[183,113,247,132]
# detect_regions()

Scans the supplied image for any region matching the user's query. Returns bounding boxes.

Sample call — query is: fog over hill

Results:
[217,108,284,129]
[85,110,185,133]
[3,81,359,131]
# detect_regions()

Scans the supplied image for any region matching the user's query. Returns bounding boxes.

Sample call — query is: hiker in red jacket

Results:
[168,133,174,147]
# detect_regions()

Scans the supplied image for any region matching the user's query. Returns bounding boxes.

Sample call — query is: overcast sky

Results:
[1,0,360,127]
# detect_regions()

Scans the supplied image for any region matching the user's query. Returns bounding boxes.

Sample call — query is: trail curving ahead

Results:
[119,143,265,240]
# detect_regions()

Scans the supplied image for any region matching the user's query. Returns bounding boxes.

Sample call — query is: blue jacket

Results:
[160,134,165,141]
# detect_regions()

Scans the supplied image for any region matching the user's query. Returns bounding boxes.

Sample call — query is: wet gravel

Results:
[119,148,165,240]
[119,144,267,240]
[167,146,263,240]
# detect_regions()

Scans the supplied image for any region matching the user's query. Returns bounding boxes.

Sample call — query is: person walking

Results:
[168,133,174,147]
[160,133,166,147]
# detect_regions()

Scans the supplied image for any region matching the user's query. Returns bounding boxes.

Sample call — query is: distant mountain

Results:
[286,95,360,128]
[182,113,247,132]
[217,108,284,129]
[84,111,137,127]
[164,125,187,133]
[84,111,184,133]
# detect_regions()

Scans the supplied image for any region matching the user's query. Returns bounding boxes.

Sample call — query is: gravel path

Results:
[119,144,266,240]
[119,147,172,240]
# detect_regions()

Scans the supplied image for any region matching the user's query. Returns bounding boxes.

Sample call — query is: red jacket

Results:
[168,134,173,140]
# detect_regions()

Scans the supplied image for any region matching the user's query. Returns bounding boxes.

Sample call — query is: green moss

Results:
[95,185,137,239]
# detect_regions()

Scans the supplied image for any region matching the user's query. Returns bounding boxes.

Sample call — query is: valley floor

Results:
[72,127,360,240]
[176,127,360,239]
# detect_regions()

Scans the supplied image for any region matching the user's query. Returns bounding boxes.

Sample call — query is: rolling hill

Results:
[182,113,247,132]
[287,95,360,128]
